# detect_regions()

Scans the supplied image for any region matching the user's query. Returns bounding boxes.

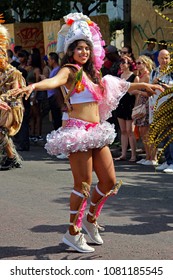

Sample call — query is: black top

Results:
[116,74,136,120]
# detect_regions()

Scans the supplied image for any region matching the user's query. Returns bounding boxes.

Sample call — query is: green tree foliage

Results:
[110,18,126,34]
[0,0,71,23]
[0,0,117,23]
[72,0,111,15]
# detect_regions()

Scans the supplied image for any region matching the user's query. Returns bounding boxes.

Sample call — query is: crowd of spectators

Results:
[6,46,63,152]
[101,38,173,173]
[4,37,173,173]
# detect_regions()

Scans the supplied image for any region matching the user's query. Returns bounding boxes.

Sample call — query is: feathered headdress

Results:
[0,14,9,50]
[56,12,105,70]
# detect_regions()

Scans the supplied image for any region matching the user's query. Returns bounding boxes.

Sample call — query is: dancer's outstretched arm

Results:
[128,82,164,95]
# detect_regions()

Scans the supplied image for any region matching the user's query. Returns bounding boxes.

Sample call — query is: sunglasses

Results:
[136,61,143,65]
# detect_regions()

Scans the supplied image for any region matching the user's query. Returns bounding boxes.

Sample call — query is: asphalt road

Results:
[0,141,173,260]
[0,138,173,261]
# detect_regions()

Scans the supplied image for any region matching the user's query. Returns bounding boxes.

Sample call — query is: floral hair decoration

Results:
[57,12,105,71]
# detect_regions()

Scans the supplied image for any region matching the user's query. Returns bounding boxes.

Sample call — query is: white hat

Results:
[56,12,105,70]
[64,20,93,53]
[56,24,70,54]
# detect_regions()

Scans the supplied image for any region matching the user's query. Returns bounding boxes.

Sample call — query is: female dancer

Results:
[10,13,164,253]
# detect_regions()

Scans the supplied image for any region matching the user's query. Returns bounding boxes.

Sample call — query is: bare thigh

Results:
[69,150,93,191]
[126,120,134,134]
[92,146,116,191]
[118,118,126,133]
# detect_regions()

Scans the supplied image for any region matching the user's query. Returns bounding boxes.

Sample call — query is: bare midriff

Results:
[69,102,100,123]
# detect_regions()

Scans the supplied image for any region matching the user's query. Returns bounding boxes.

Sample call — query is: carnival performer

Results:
[10,13,164,253]
[0,20,25,170]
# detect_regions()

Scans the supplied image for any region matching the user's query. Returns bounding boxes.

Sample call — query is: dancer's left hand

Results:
[144,83,165,95]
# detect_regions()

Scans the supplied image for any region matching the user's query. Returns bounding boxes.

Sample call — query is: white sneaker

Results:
[163,164,173,173]
[136,159,146,164]
[156,161,169,171]
[56,153,68,159]
[142,160,158,166]
[82,215,103,245]
[62,231,95,253]
[152,160,158,166]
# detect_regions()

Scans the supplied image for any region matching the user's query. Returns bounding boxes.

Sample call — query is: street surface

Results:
[0,138,172,261]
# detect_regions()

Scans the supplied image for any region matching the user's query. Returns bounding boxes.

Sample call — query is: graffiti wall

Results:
[90,15,110,46]
[131,0,173,57]
[4,15,109,56]
[4,22,44,56]
[42,20,61,54]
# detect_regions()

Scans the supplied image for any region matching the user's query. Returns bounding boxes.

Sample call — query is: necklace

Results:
[139,71,148,79]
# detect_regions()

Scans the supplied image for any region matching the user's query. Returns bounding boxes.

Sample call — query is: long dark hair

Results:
[30,53,42,70]
[61,40,101,85]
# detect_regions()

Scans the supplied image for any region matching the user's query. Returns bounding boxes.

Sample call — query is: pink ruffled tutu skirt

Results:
[45,118,116,156]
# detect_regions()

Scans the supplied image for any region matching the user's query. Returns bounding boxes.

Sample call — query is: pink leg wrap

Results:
[76,200,87,228]
[95,196,108,218]
[89,181,122,220]
[70,182,90,231]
